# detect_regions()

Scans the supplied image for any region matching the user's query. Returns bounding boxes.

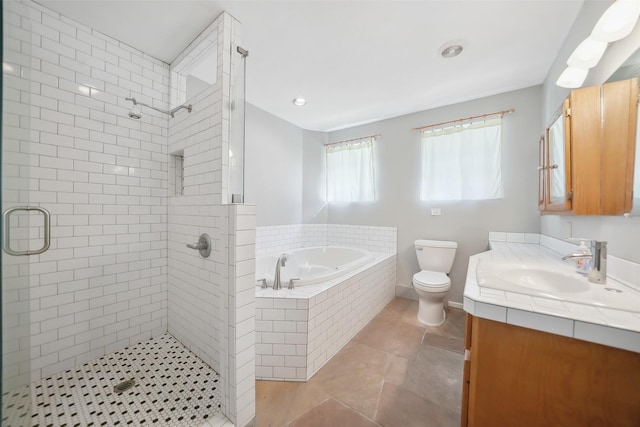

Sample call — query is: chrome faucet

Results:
[562,240,607,284]
[272,254,287,290]
[588,241,607,284]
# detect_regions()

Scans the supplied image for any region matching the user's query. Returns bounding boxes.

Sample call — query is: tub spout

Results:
[273,255,286,290]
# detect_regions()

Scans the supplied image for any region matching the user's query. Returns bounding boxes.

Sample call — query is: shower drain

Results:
[113,378,136,394]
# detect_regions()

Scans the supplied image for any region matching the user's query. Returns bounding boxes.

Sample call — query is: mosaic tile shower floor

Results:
[2,334,232,427]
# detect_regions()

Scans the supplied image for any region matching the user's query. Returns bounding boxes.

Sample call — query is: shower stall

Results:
[1,2,255,426]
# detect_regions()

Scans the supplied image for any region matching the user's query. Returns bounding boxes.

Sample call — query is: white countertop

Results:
[463,241,640,353]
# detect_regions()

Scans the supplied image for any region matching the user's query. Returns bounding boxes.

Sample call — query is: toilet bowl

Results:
[413,270,451,326]
[412,240,457,327]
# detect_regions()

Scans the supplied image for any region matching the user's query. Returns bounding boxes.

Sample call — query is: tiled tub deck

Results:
[255,254,396,381]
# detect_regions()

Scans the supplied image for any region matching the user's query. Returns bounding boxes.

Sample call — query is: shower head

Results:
[128,105,142,120]
[125,97,142,120]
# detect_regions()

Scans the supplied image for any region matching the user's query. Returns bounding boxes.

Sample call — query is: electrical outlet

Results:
[431,208,441,216]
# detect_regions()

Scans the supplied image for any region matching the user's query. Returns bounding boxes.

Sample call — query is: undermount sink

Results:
[476,262,590,299]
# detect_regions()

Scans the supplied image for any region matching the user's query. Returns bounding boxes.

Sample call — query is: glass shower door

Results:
[2,1,34,420]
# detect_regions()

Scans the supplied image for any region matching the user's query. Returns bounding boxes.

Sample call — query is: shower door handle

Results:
[3,206,51,256]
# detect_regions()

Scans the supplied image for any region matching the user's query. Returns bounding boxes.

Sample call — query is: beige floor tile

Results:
[376,297,426,328]
[353,316,425,360]
[289,398,381,427]
[308,341,389,419]
[401,345,464,413]
[423,307,466,340]
[255,381,300,427]
[375,382,460,427]
[384,355,409,386]
[422,333,465,355]
[255,381,330,427]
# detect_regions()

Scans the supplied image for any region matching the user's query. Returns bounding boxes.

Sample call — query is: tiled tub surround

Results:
[255,246,374,287]
[255,253,396,381]
[255,224,397,256]
[463,233,640,353]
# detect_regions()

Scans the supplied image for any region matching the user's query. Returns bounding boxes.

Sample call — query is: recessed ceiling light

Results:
[293,98,307,106]
[440,44,463,58]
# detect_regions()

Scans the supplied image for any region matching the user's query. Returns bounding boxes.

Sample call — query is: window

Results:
[420,118,504,201]
[326,137,376,202]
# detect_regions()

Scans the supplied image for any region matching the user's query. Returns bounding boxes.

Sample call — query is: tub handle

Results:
[288,278,300,290]
[257,278,268,289]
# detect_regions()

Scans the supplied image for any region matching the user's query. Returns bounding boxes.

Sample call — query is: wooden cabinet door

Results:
[467,317,640,427]
[601,77,638,215]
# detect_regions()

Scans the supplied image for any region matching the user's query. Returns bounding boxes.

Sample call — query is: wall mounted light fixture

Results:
[557,0,640,88]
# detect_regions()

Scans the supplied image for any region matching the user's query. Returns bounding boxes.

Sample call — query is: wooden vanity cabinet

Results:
[461,314,640,427]
[539,77,638,215]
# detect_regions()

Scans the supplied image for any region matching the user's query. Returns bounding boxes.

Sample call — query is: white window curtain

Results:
[326,138,376,202]
[420,118,503,201]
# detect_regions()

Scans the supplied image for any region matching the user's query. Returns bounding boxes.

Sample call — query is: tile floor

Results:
[2,334,231,427]
[255,297,465,427]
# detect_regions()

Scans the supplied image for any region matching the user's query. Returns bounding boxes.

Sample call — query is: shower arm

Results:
[125,97,192,118]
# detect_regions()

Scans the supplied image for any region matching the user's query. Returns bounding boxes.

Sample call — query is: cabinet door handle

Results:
[549,164,559,169]
[3,206,51,256]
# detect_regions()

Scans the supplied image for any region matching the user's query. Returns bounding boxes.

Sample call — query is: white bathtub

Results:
[255,246,374,287]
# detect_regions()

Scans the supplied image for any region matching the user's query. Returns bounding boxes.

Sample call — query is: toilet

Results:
[412,239,458,326]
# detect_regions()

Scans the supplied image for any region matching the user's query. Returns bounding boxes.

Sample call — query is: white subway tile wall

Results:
[256,224,397,256]
[227,204,256,427]
[166,12,254,427]
[6,1,169,383]
[4,3,254,425]
[255,256,396,381]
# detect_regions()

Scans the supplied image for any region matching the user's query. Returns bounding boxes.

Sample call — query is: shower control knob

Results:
[186,233,212,258]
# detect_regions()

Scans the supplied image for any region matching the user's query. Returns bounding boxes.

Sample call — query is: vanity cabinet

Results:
[538,77,638,215]
[461,314,640,427]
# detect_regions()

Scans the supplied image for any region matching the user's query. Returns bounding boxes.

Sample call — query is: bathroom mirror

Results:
[605,48,640,215]
[547,112,567,206]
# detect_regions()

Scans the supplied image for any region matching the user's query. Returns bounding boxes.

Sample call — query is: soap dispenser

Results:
[576,240,591,275]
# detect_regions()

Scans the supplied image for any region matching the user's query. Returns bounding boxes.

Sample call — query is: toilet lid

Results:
[413,270,450,287]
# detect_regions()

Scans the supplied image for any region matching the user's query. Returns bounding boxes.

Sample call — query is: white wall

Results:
[327,86,542,303]
[541,0,640,264]
[245,103,303,226]
[302,129,328,224]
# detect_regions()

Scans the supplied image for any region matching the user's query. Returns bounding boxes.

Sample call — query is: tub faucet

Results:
[562,240,607,284]
[273,254,287,290]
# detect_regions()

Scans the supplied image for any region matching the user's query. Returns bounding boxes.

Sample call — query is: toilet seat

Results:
[413,270,450,291]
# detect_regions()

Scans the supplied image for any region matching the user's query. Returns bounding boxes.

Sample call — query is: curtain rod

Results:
[413,108,515,132]
[324,134,381,147]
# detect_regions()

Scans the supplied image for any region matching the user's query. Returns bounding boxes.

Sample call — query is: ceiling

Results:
[37,1,585,132]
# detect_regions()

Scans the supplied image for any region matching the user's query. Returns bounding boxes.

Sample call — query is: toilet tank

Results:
[414,239,457,273]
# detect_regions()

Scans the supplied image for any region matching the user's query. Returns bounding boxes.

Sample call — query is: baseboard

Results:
[395,283,417,301]
[447,301,463,310]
